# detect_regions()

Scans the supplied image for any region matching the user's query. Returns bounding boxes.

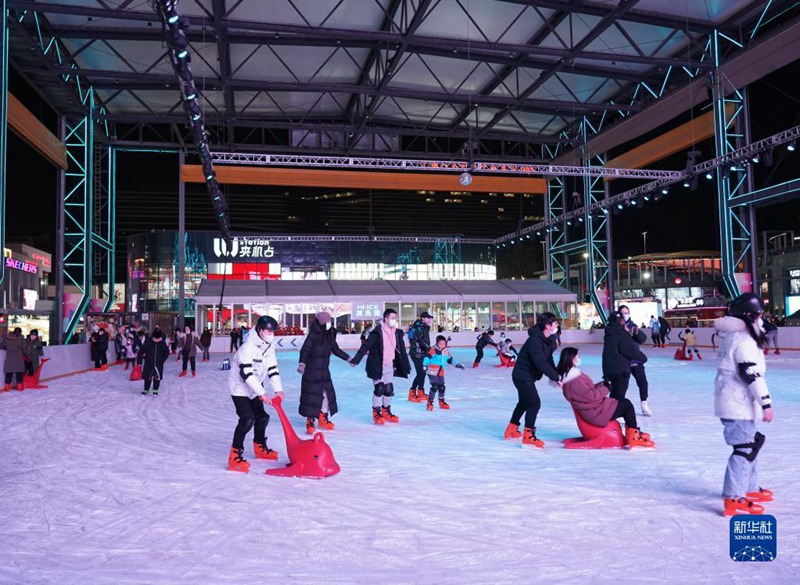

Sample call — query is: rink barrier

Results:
[2,327,798,384]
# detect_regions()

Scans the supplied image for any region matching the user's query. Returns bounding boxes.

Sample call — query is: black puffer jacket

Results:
[602,320,648,376]
[351,322,411,380]
[298,319,350,418]
[408,319,431,359]
[476,332,498,350]
[138,335,170,379]
[512,326,559,383]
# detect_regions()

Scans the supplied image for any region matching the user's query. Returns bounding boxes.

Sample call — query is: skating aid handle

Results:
[268,395,300,448]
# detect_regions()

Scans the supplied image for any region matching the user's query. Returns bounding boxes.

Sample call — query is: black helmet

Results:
[728,293,764,317]
[255,315,278,333]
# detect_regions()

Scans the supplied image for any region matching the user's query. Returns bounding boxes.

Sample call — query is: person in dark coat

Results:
[350,308,411,424]
[229,328,239,352]
[619,304,653,417]
[602,311,648,403]
[178,325,204,377]
[1,327,26,390]
[407,311,433,402]
[90,327,110,371]
[473,330,498,368]
[23,329,45,376]
[199,327,212,362]
[137,327,170,396]
[504,313,561,448]
[360,324,372,345]
[297,312,350,435]
[658,315,671,345]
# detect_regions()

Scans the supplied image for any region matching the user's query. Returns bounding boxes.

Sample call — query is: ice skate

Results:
[763,348,769,356]
[382,406,399,423]
[522,427,544,448]
[775,349,781,355]
[640,400,653,417]
[191,371,196,377]
[372,407,385,425]
[227,447,250,472]
[253,441,279,460]
[152,389,158,397]
[625,427,655,449]
[503,422,522,440]
[100,364,108,371]
[746,487,773,503]
[318,412,335,430]
[141,388,149,396]
[179,370,187,378]
[438,399,450,410]
[306,417,316,435]
[696,354,702,360]
[472,362,479,369]
[426,400,434,411]
[723,497,764,516]
[417,389,428,400]
[407,388,421,402]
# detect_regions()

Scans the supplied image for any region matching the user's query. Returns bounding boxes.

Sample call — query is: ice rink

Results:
[1,342,798,584]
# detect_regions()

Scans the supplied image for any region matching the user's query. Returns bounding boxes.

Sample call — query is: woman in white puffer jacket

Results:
[713,293,774,517]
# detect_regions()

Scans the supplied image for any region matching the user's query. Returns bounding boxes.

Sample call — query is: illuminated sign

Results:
[213,237,275,259]
[31,253,51,269]
[5,257,38,274]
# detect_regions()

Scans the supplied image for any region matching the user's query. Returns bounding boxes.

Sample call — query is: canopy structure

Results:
[194,278,576,305]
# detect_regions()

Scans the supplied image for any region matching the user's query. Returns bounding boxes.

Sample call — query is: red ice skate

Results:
[746,488,773,503]
[318,412,335,430]
[227,447,250,472]
[724,497,764,516]
[253,441,279,460]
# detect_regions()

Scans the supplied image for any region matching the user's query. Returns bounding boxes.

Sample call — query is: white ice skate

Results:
[640,400,653,417]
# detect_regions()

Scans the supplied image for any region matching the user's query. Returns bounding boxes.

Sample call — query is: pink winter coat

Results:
[560,367,618,427]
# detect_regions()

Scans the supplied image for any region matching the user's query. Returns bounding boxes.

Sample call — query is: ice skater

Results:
[297,311,350,435]
[556,347,654,449]
[350,308,411,425]
[422,335,465,410]
[23,329,44,377]
[602,311,648,405]
[678,328,702,360]
[619,305,653,416]
[497,334,518,367]
[503,313,561,448]
[762,316,780,355]
[138,327,169,396]
[713,293,774,516]
[178,325,204,377]
[407,311,433,402]
[1,327,26,391]
[227,316,284,473]
[648,315,661,348]
[473,329,498,368]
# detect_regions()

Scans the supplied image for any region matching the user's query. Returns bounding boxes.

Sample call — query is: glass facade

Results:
[128,231,497,315]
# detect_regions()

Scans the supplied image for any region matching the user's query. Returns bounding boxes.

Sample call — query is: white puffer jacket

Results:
[228,333,284,399]
[713,316,771,420]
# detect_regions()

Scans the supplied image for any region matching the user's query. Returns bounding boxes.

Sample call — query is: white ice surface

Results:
[1,344,798,584]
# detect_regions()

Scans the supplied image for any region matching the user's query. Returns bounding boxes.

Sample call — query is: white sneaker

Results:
[640,400,653,417]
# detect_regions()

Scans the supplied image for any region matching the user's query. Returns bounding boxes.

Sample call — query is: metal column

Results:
[0,0,8,288]
[55,117,66,343]
[178,149,186,328]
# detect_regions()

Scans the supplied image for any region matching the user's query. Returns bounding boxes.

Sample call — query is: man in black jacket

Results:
[407,311,433,402]
[619,304,653,417]
[138,327,170,396]
[602,311,648,403]
[504,313,561,448]
[350,308,411,424]
[473,330,498,368]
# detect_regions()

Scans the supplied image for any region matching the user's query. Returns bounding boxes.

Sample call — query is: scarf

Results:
[380,320,396,366]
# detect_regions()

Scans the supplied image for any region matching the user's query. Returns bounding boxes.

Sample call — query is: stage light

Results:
[752,154,760,163]
[185,92,196,101]
[177,49,188,59]
[566,220,572,226]
[683,179,690,188]
[168,14,179,24]
[788,141,796,152]
[617,203,624,209]
[705,171,713,180]
[526,234,531,239]
[536,231,541,236]
[643,194,650,202]
[661,187,668,195]
[601,207,609,215]
[192,113,201,121]
[578,216,584,222]
[206,174,214,181]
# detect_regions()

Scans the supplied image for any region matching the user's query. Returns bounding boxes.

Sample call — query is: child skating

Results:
[423,335,465,410]
[678,328,702,360]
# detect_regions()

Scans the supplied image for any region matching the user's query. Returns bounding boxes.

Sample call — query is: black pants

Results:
[475,347,484,364]
[202,346,210,360]
[5,372,24,385]
[631,363,648,401]
[181,353,196,372]
[611,398,637,429]
[604,373,631,402]
[231,395,270,449]
[25,361,35,376]
[428,375,445,401]
[230,338,238,352]
[510,376,541,430]
[660,331,669,344]
[411,355,426,390]
[143,364,164,390]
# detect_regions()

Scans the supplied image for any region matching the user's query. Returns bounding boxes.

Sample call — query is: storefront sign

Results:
[5,257,38,274]
[354,302,382,319]
[213,237,275,259]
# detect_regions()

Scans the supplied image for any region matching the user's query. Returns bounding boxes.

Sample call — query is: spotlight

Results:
[566,220,572,226]
[185,92,196,101]
[705,171,713,180]
[578,216,584,222]
[177,49,188,59]
[510,239,515,244]
[643,194,650,202]
[601,207,609,215]
[168,14,179,24]
[617,203,624,210]
[683,179,690,188]
[661,187,668,195]
[459,172,473,186]
[788,141,796,152]
[526,234,530,239]
[536,231,541,236]
[751,154,760,164]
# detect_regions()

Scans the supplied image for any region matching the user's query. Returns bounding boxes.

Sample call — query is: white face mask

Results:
[574,356,582,367]
[388,318,398,328]
[755,317,764,330]
[324,322,332,331]
[260,331,275,343]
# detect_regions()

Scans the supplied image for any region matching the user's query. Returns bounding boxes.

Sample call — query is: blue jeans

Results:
[721,419,760,499]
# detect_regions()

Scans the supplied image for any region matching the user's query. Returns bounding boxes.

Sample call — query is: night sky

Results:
[5,59,800,279]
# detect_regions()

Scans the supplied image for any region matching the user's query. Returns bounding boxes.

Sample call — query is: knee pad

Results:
[384,383,395,397]
[373,382,386,397]
[238,415,255,433]
[733,431,765,462]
